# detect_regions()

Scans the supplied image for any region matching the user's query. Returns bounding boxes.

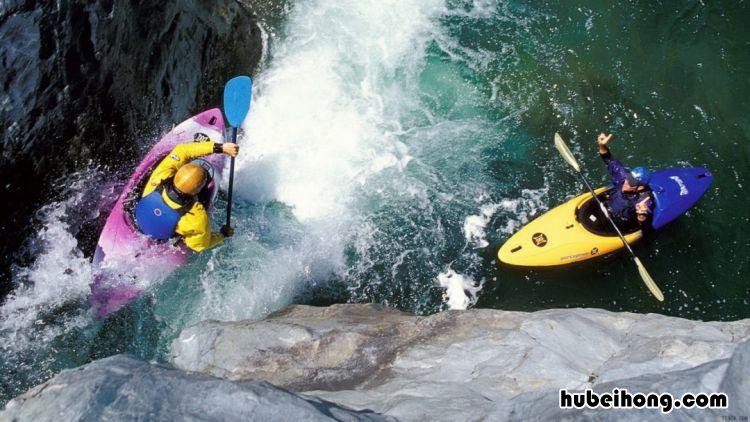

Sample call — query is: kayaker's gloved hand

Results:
[222,143,240,157]
[597,132,612,155]
[635,197,651,223]
[221,225,234,237]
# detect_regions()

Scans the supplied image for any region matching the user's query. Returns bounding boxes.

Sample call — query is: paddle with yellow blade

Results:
[553,132,664,302]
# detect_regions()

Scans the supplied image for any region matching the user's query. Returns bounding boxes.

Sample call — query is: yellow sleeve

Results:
[143,142,217,196]
[175,202,225,252]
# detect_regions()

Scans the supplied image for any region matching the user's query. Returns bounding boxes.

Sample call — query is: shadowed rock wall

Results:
[0,0,263,295]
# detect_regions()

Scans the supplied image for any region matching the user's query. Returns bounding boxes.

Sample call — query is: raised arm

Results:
[598,132,612,156]
[596,132,630,186]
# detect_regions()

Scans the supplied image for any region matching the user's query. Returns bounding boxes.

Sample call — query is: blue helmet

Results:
[628,166,652,185]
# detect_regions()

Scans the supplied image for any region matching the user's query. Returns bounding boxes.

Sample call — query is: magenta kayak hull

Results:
[90,109,226,318]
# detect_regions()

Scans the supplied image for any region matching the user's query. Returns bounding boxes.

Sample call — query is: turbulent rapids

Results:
[1,0,748,406]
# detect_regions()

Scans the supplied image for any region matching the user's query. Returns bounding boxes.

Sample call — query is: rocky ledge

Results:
[3,305,749,421]
[170,304,750,420]
[1,355,389,421]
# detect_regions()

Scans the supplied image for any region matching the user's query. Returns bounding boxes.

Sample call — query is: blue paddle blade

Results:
[223,76,252,128]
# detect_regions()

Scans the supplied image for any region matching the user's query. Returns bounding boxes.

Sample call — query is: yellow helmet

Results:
[173,162,207,195]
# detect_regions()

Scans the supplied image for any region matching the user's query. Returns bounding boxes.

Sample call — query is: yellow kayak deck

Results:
[497,188,642,267]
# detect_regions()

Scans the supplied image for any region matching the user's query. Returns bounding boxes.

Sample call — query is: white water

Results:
[0,0,473,364]
[154,0,550,320]
[464,186,550,249]
[1,206,91,344]
[177,0,451,322]
[0,170,107,354]
[236,0,445,219]
[436,269,482,310]
[1,1,548,390]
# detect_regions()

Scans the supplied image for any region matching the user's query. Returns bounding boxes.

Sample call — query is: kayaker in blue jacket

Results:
[597,133,653,225]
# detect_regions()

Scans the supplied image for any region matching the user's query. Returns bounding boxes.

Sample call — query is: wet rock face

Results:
[171,304,426,391]
[170,304,750,420]
[0,0,262,293]
[0,355,391,421]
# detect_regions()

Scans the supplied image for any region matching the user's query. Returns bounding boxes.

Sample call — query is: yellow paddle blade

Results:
[554,133,581,172]
[634,257,664,302]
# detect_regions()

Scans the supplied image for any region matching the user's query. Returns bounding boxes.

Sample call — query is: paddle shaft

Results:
[574,171,638,259]
[224,127,237,229]
[553,132,662,301]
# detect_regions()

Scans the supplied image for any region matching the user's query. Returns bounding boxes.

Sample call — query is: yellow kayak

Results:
[498,187,642,267]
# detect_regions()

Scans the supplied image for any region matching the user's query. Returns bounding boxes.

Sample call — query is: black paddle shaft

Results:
[224,127,237,229]
[576,172,638,258]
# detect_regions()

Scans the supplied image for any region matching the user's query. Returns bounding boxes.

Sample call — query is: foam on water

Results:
[464,203,502,249]
[436,269,482,310]
[3,0,481,357]
[0,169,117,397]
[181,0,451,320]
[463,187,548,248]
[1,204,92,345]
[235,0,445,219]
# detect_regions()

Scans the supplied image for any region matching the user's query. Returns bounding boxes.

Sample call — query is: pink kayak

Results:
[90,109,227,318]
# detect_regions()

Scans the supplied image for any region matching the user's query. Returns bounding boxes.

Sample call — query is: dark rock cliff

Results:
[0,0,263,295]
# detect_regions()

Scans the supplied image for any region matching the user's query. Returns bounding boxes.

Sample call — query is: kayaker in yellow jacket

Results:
[134,141,239,252]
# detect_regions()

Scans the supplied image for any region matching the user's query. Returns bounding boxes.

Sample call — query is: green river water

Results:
[1,0,748,405]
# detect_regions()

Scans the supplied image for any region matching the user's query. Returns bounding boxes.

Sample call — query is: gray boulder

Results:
[171,304,423,391]
[503,340,750,420]
[170,304,750,421]
[0,354,390,421]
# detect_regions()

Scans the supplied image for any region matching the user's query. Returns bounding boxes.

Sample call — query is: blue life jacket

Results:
[134,184,194,241]
[601,152,652,224]
[607,189,651,224]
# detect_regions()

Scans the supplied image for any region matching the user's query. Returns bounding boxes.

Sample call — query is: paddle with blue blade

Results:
[222,76,252,235]
[554,133,664,302]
